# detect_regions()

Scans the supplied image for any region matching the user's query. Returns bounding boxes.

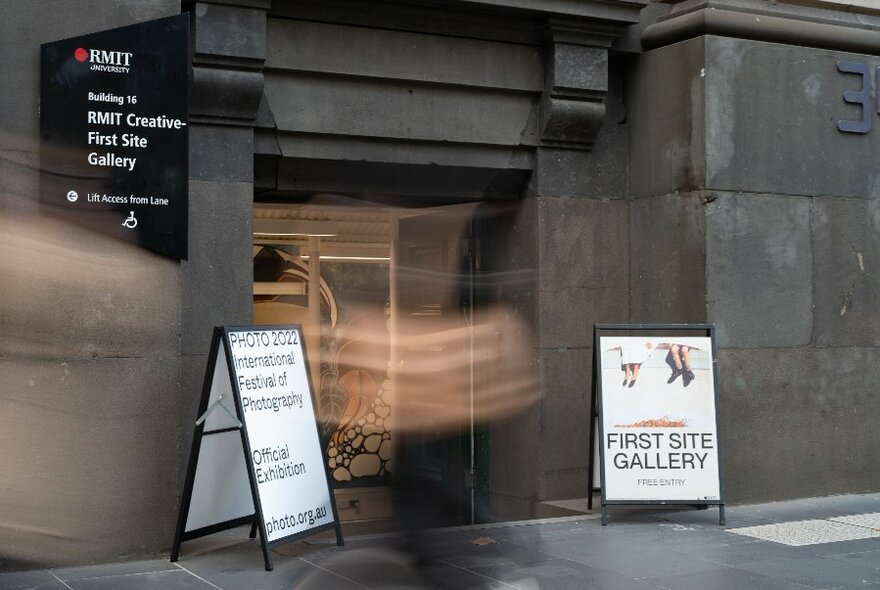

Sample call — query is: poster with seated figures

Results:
[592,325,724,525]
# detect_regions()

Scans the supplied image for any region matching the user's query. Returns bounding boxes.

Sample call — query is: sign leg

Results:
[719,504,726,526]
[261,539,274,572]
[601,505,608,526]
[249,519,258,539]
[335,524,345,547]
[587,428,594,511]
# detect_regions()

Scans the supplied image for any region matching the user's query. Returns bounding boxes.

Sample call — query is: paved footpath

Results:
[4,493,880,590]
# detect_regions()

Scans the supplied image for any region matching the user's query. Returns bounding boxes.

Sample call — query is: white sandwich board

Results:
[590,324,725,526]
[172,325,343,571]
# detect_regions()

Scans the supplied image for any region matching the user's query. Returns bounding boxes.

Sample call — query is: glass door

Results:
[251,202,481,530]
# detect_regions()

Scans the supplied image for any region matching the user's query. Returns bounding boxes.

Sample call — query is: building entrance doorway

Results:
[251,202,482,532]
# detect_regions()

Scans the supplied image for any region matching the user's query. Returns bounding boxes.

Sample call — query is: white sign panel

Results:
[184,343,253,534]
[599,336,721,502]
[226,327,334,543]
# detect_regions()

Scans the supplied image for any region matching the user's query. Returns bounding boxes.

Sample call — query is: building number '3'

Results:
[838,60,878,134]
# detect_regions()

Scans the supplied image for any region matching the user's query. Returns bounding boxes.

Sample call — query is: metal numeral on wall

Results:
[837,60,873,134]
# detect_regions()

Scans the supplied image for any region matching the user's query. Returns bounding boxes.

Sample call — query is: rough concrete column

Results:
[519,18,633,515]
[178,0,269,499]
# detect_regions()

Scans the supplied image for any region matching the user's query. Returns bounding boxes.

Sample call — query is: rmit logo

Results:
[73,47,132,67]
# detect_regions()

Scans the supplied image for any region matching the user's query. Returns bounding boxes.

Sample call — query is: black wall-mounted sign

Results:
[40,14,189,259]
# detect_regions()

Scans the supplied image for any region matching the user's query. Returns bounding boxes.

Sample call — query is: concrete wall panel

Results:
[526,197,626,505]
[813,196,880,346]
[0,213,179,360]
[190,126,254,183]
[629,36,706,198]
[718,347,880,503]
[181,179,253,355]
[0,151,40,216]
[537,347,592,501]
[193,2,266,62]
[485,198,540,518]
[265,73,537,146]
[0,357,181,568]
[630,192,707,324]
[705,35,880,198]
[537,197,629,350]
[267,18,542,91]
[706,193,813,348]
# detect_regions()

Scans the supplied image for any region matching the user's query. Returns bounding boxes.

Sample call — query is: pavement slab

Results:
[4,494,880,589]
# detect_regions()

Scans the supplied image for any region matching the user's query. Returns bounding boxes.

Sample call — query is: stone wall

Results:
[0,0,266,569]
[0,0,183,570]
[15,0,876,568]
[179,0,267,499]
[629,14,880,502]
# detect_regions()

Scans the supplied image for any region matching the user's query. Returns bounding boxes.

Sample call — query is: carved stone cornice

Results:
[642,0,880,53]
[539,20,611,150]
[186,0,270,125]
[452,0,647,26]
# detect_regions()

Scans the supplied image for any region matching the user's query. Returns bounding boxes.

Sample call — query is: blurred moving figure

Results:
[387,205,539,584]
[390,304,538,584]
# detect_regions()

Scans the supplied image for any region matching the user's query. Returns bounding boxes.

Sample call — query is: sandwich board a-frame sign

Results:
[589,324,725,527]
[171,325,344,571]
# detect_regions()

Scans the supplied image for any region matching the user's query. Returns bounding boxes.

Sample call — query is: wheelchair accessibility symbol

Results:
[122,211,138,229]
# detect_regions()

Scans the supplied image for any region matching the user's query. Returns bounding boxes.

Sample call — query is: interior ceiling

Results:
[253,202,397,257]
[253,200,474,257]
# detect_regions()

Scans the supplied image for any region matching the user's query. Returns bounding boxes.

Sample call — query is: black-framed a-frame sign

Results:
[588,324,725,526]
[171,325,343,571]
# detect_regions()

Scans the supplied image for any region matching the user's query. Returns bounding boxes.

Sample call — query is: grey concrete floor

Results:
[4,493,880,589]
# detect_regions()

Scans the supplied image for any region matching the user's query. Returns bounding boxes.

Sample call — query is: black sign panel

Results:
[40,14,189,259]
